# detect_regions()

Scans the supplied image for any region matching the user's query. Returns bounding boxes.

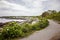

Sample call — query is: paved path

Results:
[19,20,60,40]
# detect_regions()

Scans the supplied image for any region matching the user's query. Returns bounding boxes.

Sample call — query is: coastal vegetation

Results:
[0,10,60,40]
[0,17,49,40]
[1,10,60,40]
[42,10,60,21]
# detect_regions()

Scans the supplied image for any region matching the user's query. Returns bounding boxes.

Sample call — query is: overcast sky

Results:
[0,0,60,16]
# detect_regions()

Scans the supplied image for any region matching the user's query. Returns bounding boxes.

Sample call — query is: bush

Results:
[21,23,32,33]
[45,11,60,21]
[0,18,49,40]
[1,22,21,39]
[31,18,49,30]
[0,22,33,39]
[31,22,41,30]
[40,19,49,28]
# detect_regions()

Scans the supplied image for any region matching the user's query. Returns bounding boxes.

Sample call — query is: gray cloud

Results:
[42,0,60,11]
[0,0,60,16]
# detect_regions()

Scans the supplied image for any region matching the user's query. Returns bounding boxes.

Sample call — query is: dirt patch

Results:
[50,33,60,40]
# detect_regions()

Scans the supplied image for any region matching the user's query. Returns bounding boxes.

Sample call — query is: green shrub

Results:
[21,23,32,33]
[1,22,33,39]
[1,22,24,39]
[46,11,60,21]
[0,32,3,40]
[31,22,41,30]
[0,18,49,40]
[40,19,49,28]
[31,18,49,30]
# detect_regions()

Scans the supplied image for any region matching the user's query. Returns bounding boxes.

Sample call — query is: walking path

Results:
[19,20,60,40]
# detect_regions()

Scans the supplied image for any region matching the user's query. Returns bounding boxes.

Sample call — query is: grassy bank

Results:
[0,17,49,40]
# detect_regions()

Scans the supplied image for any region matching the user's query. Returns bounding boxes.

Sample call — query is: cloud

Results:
[0,0,60,16]
[43,0,60,11]
[0,0,30,11]
[0,0,31,16]
[0,0,45,16]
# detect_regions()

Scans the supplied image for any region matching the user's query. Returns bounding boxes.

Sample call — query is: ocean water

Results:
[0,18,26,23]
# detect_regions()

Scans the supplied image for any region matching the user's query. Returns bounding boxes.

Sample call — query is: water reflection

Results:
[0,18,26,23]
